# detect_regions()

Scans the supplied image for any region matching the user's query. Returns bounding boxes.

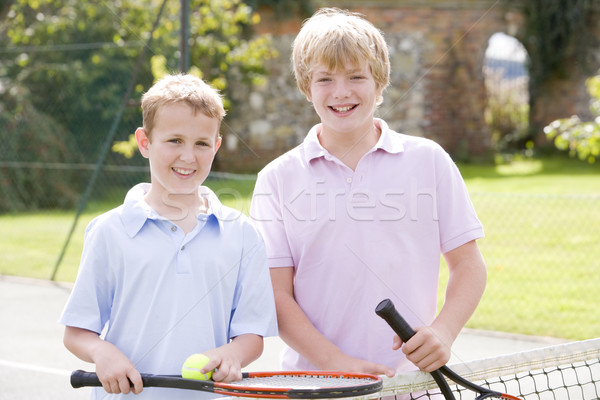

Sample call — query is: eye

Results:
[314,75,332,83]
[196,140,210,147]
[168,138,182,144]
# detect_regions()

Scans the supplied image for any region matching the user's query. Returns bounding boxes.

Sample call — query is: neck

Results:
[319,123,380,170]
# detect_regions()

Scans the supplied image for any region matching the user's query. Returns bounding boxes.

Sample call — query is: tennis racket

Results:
[71,369,383,399]
[375,299,521,400]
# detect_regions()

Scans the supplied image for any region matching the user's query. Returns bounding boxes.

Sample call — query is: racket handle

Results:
[375,299,416,342]
[71,370,102,388]
[375,299,457,400]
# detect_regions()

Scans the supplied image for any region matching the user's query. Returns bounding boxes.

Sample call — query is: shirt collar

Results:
[302,118,405,164]
[120,183,223,238]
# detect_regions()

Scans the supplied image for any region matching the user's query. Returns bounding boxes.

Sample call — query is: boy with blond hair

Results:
[61,74,277,399]
[251,8,486,377]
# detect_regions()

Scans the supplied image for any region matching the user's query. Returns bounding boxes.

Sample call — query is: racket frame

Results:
[71,369,383,399]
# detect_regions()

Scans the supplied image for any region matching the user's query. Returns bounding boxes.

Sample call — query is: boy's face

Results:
[307,62,381,137]
[136,102,221,198]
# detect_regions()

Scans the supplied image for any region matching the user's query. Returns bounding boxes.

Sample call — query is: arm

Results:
[397,240,487,372]
[271,267,395,377]
[202,334,264,382]
[63,326,142,394]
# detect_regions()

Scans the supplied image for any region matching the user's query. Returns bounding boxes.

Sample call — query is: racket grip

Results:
[375,299,417,342]
[71,370,103,388]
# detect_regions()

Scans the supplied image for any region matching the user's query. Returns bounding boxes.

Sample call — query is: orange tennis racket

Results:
[71,369,383,398]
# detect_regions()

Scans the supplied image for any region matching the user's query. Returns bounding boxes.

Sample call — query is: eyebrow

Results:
[313,67,364,76]
[312,69,332,77]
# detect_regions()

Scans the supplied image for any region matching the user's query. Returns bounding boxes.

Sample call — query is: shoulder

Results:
[396,132,447,156]
[85,206,125,236]
[388,129,453,166]
[378,119,448,158]
[378,122,459,181]
[206,188,263,239]
[253,143,307,195]
[258,143,305,178]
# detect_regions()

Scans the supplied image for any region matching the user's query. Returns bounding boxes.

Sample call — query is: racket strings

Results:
[237,375,379,389]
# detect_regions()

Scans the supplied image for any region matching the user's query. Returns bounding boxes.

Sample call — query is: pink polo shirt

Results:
[250,118,484,372]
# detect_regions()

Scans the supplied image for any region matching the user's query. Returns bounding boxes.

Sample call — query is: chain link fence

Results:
[1,3,598,342]
[467,192,600,340]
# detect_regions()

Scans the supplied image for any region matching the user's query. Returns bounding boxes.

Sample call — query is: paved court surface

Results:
[0,275,567,400]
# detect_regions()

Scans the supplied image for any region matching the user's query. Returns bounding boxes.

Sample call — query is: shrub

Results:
[0,83,82,212]
[544,73,600,163]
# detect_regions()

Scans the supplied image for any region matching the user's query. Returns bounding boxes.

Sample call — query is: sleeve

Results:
[249,168,295,268]
[59,217,114,334]
[435,149,485,254]
[228,221,278,339]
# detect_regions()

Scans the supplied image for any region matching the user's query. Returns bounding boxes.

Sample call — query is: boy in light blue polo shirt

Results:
[60,74,277,399]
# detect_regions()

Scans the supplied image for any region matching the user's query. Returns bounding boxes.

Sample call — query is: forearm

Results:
[271,267,343,369]
[63,326,109,364]
[400,241,486,372]
[271,268,394,376]
[228,334,264,368]
[435,240,487,341]
[275,289,345,369]
[63,325,142,394]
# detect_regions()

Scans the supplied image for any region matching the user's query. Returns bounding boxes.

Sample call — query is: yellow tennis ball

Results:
[181,353,213,380]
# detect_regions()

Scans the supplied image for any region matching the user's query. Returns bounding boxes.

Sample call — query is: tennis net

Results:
[375,337,600,399]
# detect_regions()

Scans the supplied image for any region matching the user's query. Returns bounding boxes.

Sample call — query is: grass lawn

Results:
[1,156,598,340]
[442,157,600,340]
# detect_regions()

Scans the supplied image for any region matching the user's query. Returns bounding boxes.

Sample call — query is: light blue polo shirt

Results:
[61,183,277,399]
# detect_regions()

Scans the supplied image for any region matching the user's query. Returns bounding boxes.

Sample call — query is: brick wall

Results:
[215,0,599,172]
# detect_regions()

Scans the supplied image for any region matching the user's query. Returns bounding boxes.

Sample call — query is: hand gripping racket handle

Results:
[376,299,515,400]
[375,299,457,400]
[71,370,163,389]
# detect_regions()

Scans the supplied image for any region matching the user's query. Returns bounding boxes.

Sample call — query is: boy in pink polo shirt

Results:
[250,8,486,377]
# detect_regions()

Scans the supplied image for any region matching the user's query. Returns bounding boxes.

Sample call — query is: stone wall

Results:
[215,0,599,172]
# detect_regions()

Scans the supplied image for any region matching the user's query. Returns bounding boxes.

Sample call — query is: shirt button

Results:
[171,226,177,232]
[181,245,185,251]
[346,177,352,183]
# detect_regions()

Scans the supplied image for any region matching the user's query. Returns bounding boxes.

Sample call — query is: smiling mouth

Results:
[173,167,195,176]
[330,105,357,113]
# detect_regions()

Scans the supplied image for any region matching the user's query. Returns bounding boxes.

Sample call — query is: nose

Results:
[333,80,351,99]
[179,144,195,163]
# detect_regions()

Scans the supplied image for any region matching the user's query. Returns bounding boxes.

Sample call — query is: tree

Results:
[0,0,14,21]
[1,0,155,157]
[112,0,278,158]
[0,80,81,212]
[514,0,599,147]
[0,0,277,210]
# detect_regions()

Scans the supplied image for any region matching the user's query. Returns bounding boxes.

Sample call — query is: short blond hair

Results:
[292,8,390,100]
[141,74,226,139]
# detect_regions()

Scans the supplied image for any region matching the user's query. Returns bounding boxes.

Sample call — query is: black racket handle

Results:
[375,298,416,342]
[71,370,103,388]
[375,299,457,400]
[71,370,162,389]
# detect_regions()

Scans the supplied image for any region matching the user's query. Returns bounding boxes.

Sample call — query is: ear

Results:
[304,85,312,103]
[214,135,222,153]
[135,127,150,159]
